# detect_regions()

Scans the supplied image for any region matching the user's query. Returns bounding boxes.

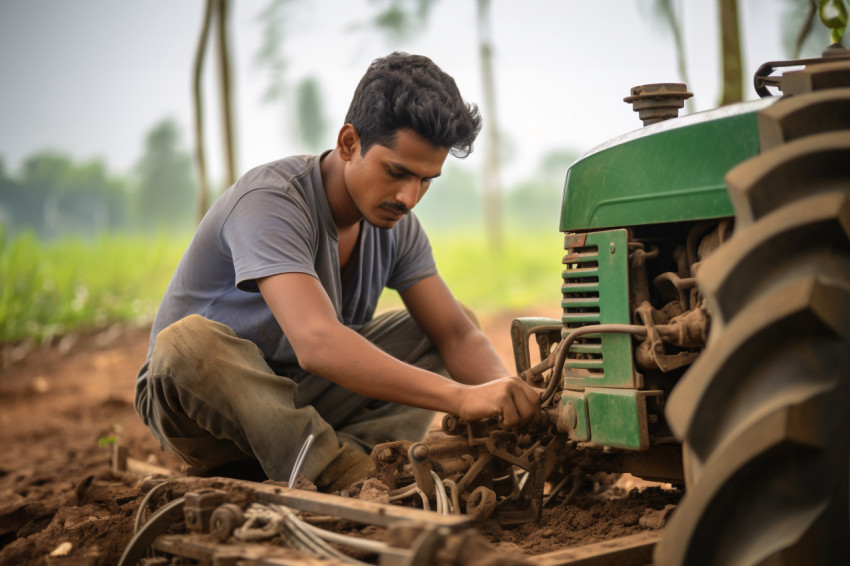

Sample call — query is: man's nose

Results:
[395,179,420,209]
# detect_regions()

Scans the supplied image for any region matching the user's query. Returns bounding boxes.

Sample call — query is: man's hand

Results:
[455,376,541,429]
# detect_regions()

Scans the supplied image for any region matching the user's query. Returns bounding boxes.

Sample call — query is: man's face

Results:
[343,128,449,229]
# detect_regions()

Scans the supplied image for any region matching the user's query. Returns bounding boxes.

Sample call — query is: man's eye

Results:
[388,169,406,179]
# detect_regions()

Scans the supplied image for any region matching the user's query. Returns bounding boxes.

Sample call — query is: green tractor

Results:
[112,47,850,566]
[507,46,850,564]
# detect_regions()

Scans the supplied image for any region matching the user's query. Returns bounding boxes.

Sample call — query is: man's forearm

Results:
[438,327,514,386]
[296,321,470,414]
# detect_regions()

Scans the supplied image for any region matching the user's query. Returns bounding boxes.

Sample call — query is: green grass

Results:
[379,228,565,313]
[0,230,189,343]
[1,227,565,344]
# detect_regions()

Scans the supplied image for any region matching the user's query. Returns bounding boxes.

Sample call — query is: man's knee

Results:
[150,315,232,384]
[157,314,229,356]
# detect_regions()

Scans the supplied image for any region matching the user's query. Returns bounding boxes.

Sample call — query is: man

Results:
[134,52,540,492]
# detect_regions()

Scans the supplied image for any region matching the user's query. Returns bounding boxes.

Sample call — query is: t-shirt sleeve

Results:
[386,213,438,292]
[221,187,318,292]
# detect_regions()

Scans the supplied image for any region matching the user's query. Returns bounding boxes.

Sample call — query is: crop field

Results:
[1,228,564,343]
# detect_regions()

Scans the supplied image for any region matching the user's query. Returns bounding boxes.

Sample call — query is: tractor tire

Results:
[655,88,850,565]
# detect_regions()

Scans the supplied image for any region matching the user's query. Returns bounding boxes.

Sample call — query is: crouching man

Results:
[134,52,540,492]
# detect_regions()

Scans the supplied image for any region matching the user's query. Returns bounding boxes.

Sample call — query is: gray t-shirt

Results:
[137,153,437,398]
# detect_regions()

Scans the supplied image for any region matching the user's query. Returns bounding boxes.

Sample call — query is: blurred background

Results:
[0,0,841,344]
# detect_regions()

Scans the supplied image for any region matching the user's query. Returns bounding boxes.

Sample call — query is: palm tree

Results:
[476,0,503,251]
[644,0,743,106]
[192,0,237,223]
[649,0,694,112]
[718,0,744,105]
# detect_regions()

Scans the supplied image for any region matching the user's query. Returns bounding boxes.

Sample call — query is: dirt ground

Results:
[0,308,681,565]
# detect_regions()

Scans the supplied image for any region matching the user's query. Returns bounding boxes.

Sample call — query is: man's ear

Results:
[337,124,360,162]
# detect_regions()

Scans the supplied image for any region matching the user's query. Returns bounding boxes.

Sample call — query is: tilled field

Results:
[0,311,680,565]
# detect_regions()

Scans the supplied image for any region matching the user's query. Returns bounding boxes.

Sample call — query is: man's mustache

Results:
[381,202,409,215]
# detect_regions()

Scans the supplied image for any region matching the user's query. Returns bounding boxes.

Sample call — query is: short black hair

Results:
[344,52,482,158]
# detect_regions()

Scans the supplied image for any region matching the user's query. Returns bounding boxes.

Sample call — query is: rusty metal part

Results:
[408,442,435,500]
[118,496,187,566]
[624,83,693,126]
[153,523,455,565]
[210,503,245,542]
[184,490,228,533]
[373,414,570,525]
[753,45,850,97]
[121,473,674,565]
[541,324,649,405]
[121,477,476,565]
[152,519,664,566]
[511,318,563,378]
[634,302,706,372]
[465,486,497,521]
[653,272,697,311]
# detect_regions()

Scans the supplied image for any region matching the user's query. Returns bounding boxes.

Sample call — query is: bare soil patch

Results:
[0,308,679,564]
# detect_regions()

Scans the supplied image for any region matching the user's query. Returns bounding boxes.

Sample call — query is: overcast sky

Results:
[0,0,806,187]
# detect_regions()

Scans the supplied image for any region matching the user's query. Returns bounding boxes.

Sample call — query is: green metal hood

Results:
[560,98,777,232]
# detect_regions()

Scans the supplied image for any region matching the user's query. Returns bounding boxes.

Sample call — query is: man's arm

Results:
[400,274,541,423]
[257,272,538,428]
[400,274,512,384]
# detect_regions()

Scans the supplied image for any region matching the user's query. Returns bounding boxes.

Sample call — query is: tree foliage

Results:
[820,0,848,43]
[0,152,127,239]
[0,118,199,240]
[783,0,848,57]
[133,119,198,233]
[253,1,330,153]
[364,0,437,40]
[293,76,329,152]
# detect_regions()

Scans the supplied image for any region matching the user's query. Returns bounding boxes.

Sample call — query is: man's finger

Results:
[511,383,541,421]
[499,402,520,429]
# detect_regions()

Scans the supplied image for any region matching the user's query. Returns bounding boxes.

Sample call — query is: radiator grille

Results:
[562,243,604,377]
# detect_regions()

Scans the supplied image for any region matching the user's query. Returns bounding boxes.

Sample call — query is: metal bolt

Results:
[609,242,616,254]
[411,444,429,461]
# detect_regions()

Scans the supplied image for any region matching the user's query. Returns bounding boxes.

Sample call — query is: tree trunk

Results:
[658,0,693,113]
[215,0,237,188]
[476,0,503,252]
[719,0,743,105]
[193,0,213,223]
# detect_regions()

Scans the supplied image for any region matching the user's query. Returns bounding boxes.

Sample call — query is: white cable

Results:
[133,480,171,533]
[289,433,315,486]
[431,471,449,515]
[443,479,460,514]
[414,487,431,511]
[388,484,420,502]
[298,519,390,555]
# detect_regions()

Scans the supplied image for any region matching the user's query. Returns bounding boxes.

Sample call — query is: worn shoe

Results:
[314,443,376,493]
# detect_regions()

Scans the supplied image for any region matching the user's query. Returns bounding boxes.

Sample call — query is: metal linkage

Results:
[373,413,569,526]
[119,477,476,565]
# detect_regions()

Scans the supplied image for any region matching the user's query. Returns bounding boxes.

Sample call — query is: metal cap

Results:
[624,83,693,126]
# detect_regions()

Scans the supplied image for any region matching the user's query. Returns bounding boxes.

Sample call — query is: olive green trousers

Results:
[137,311,442,483]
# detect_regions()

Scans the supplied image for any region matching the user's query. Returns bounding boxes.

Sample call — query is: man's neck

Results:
[320,150,362,232]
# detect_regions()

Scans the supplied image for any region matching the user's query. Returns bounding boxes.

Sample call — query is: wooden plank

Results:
[531,531,660,566]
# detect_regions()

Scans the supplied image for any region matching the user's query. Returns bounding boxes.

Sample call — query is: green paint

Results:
[586,388,649,450]
[560,110,760,232]
[561,230,636,388]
